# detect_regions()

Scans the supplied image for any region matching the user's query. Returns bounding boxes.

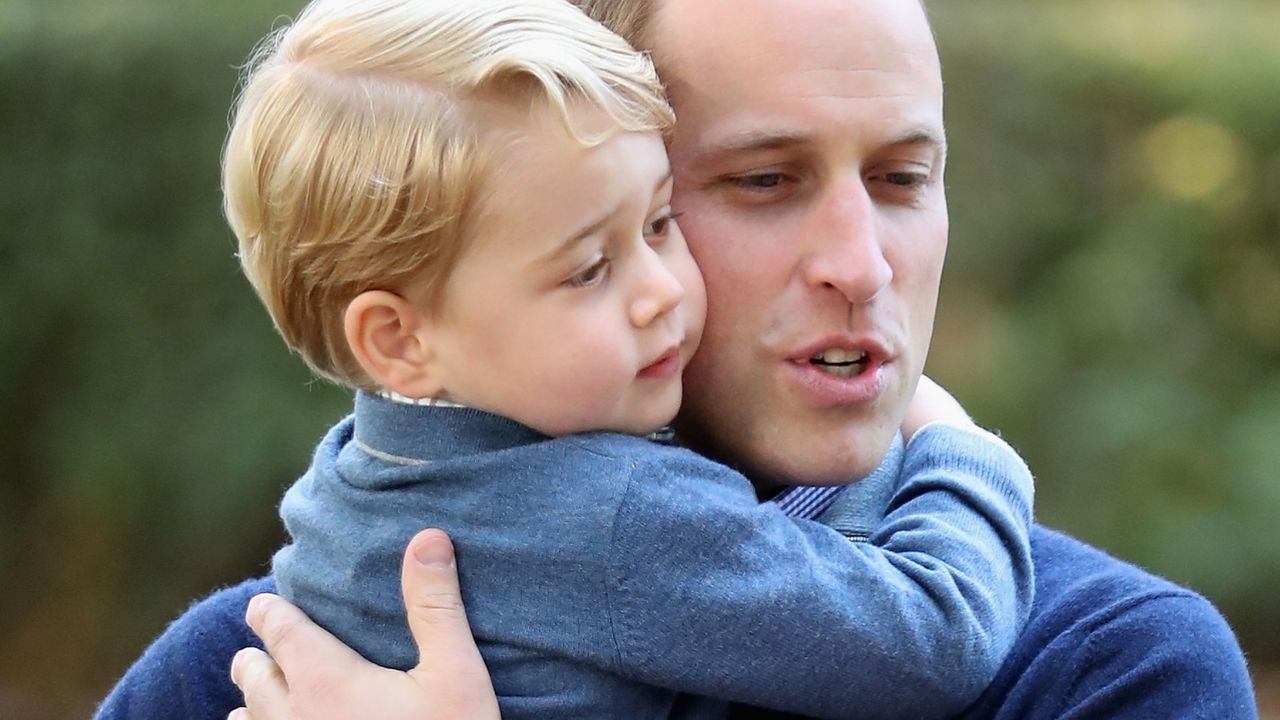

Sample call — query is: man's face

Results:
[651,0,949,486]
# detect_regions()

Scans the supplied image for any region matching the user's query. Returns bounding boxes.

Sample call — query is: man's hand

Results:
[901,375,976,441]
[228,529,500,720]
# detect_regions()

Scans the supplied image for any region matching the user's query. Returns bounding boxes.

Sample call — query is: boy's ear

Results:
[344,290,446,398]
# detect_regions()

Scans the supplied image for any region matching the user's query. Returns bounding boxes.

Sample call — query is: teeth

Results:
[817,363,859,378]
[809,348,868,364]
[809,348,868,378]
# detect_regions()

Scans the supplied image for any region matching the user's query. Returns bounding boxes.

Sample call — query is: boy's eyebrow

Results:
[536,171,674,267]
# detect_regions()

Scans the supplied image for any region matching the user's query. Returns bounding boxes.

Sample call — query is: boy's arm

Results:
[603,425,1033,720]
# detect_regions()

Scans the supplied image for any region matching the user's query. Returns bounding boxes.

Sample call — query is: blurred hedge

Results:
[1,1,1276,717]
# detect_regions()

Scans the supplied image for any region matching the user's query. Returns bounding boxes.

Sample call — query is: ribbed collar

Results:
[352,390,548,465]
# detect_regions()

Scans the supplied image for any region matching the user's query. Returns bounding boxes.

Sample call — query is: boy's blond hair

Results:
[223,0,673,388]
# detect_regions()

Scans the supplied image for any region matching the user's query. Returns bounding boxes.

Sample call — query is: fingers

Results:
[244,592,367,698]
[401,529,501,719]
[229,647,285,720]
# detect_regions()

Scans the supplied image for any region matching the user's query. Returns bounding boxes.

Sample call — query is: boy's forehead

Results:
[464,102,670,250]
[467,96,637,209]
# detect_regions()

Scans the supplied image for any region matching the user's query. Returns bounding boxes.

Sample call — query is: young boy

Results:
[223,0,1035,717]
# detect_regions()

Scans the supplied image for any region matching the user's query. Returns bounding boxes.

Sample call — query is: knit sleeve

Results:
[602,424,1035,720]
[92,576,273,720]
[1014,591,1255,719]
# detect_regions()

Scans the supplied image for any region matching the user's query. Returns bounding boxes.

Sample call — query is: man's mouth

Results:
[808,348,869,379]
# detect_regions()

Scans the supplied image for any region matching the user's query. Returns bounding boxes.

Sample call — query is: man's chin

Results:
[675,407,900,487]
[754,452,888,488]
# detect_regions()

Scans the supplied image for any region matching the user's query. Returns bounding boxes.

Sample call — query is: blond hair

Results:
[223,0,673,388]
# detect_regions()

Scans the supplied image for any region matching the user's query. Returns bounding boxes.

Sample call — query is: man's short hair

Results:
[223,0,673,388]
[571,0,658,51]
[571,0,930,59]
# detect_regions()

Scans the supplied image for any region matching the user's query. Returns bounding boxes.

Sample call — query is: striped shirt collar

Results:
[769,484,849,520]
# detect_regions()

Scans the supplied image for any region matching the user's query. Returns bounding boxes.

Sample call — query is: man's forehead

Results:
[650,0,936,64]
[651,0,942,157]
[651,0,940,102]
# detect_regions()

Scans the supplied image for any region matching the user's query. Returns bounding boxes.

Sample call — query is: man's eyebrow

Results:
[697,127,947,161]
[534,170,674,267]
[701,131,807,159]
[887,127,948,153]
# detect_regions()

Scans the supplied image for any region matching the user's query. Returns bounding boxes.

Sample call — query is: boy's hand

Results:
[901,375,976,441]
[228,529,499,720]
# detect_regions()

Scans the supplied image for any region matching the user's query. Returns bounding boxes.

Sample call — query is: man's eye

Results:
[566,255,610,288]
[884,171,928,187]
[729,173,786,190]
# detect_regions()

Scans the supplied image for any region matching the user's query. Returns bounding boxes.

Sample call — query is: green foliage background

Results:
[0,1,1276,717]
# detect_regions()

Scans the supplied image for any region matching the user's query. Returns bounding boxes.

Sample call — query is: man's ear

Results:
[344,290,446,398]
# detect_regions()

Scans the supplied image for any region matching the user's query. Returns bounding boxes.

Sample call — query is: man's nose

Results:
[629,246,686,328]
[800,179,893,304]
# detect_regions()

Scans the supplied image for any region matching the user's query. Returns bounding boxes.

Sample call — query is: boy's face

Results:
[424,103,705,437]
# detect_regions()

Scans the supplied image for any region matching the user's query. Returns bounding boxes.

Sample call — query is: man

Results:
[101,0,1257,718]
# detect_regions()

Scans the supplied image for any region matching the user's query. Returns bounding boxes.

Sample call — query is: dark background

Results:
[1,1,1276,717]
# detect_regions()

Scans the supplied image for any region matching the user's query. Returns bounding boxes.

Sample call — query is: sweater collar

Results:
[353,390,548,464]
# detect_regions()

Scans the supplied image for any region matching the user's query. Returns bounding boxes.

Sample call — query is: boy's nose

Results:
[629,247,686,328]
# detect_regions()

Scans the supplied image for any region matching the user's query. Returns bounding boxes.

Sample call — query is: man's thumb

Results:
[401,529,498,717]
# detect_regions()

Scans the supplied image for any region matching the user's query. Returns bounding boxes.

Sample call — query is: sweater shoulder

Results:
[1029,525,1247,674]
[965,527,1254,719]
[1031,525,1198,611]
[94,575,275,720]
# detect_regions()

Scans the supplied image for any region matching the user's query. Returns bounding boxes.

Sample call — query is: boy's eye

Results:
[644,210,683,242]
[566,254,610,288]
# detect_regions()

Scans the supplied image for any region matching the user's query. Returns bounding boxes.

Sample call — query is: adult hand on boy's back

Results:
[228,529,499,720]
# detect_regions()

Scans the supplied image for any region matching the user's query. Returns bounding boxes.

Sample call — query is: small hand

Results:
[901,375,976,441]
[228,529,500,720]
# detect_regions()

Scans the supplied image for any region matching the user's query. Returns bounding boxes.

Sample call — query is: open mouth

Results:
[808,348,869,379]
[638,346,682,379]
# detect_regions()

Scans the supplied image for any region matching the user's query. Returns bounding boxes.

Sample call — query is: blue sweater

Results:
[94,417,1256,719]
[269,392,1033,719]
